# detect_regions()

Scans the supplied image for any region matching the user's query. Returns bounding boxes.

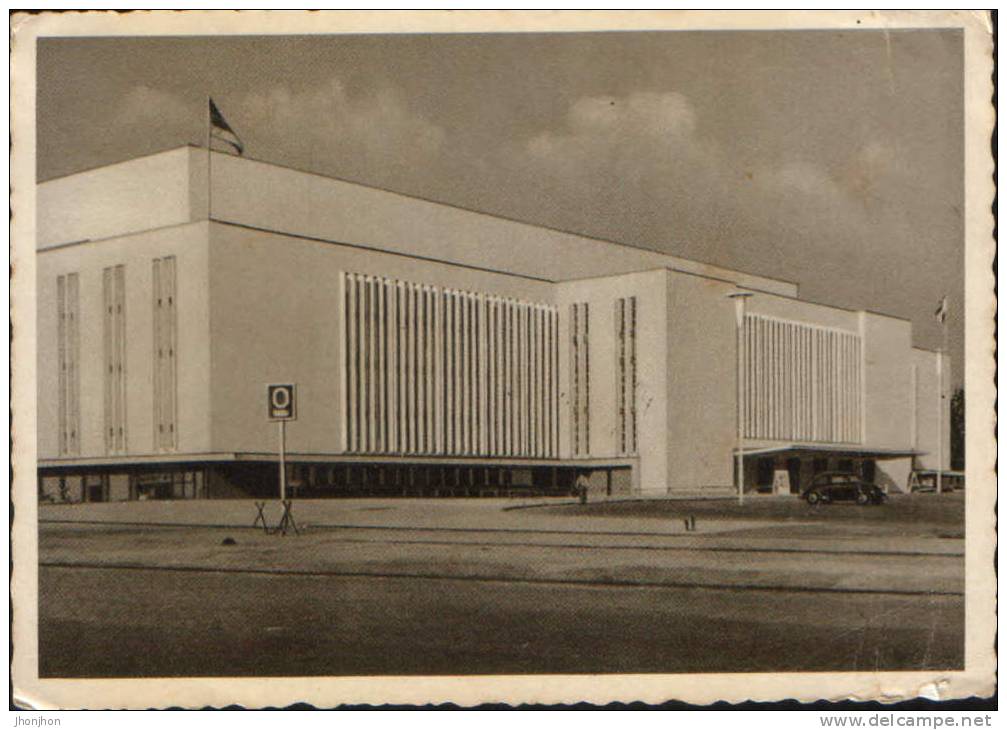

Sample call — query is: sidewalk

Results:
[40,497,764,533]
[38,497,964,556]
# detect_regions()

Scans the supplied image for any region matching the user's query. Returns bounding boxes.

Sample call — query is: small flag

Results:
[934,296,948,324]
[209,98,244,156]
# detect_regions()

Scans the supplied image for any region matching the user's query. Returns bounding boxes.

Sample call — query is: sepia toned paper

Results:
[10,9,996,709]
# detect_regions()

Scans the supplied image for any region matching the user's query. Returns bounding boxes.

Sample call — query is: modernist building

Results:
[37,146,950,501]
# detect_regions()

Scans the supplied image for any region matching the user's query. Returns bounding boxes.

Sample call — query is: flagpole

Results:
[934,310,942,493]
[934,298,948,495]
[206,97,212,222]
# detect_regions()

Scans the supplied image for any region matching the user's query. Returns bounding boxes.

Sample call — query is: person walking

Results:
[575,471,590,504]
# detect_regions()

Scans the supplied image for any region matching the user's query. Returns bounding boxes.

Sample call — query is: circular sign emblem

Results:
[271,387,290,410]
[267,384,296,420]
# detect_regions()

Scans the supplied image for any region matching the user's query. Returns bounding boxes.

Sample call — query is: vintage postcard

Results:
[10,10,996,709]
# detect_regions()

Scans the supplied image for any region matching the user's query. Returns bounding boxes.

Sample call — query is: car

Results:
[908,470,965,493]
[801,471,886,505]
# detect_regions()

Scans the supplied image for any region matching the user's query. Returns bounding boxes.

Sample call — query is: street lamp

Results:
[727,291,754,505]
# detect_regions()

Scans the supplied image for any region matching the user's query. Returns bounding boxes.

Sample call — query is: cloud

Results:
[449,89,928,301]
[518,89,885,214]
[836,139,900,204]
[563,91,695,139]
[478,91,779,245]
[770,161,841,198]
[233,79,445,181]
[522,91,705,172]
[493,91,722,227]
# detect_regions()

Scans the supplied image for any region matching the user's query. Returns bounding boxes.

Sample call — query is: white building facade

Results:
[37,147,950,501]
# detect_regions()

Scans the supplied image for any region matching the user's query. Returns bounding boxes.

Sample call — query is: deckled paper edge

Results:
[10,9,996,709]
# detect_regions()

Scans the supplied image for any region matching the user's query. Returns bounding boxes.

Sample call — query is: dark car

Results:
[801,471,886,505]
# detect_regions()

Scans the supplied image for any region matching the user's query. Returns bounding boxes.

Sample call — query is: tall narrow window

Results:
[743,313,862,444]
[103,265,127,453]
[57,273,80,456]
[153,257,177,451]
[615,296,638,455]
[570,301,590,456]
[340,271,557,458]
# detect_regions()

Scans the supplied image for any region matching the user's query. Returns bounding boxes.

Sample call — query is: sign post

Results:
[267,384,298,535]
[279,419,287,502]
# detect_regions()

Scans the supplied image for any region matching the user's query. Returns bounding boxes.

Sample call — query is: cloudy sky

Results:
[37,30,964,384]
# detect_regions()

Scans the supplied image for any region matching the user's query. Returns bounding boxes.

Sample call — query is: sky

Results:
[37,30,964,385]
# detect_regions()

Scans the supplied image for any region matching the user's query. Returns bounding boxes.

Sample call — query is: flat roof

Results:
[40,146,939,328]
[39,144,799,293]
[213,147,803,287]
[553,265,795,298]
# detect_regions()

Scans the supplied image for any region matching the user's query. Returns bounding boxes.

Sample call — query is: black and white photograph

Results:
[10,9,996,710]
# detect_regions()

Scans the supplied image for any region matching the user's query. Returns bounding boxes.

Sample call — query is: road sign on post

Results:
[268,384,297,421]
[266,384,298,536]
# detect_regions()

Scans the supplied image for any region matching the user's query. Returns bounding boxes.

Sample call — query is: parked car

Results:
[908,470,965,493]
[801,471,886,505]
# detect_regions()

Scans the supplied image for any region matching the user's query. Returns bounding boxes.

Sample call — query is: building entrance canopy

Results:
[736,444,925,461]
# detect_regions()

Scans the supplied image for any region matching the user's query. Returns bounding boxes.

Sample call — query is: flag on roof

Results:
[934,295,948,324]
[209,98,244,156]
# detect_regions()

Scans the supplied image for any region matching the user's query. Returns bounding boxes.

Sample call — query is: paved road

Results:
[39,522,964,594]
[39,564,963,678]
[36,497,964,678]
